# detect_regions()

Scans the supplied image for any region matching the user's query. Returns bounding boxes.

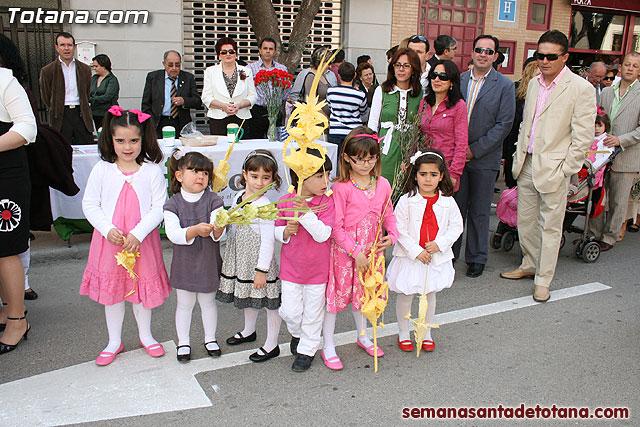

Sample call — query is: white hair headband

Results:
[409,151,444,165]
[242,150,277,169]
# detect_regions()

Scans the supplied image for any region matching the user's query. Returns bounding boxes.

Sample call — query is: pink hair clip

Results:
[596,105,606,116]
[353,133,384,144]
[129,109,152,123]
[108,105,124,116]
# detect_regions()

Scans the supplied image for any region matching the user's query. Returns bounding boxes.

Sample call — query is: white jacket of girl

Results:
[201,64,257,120]
[392,191,463,266]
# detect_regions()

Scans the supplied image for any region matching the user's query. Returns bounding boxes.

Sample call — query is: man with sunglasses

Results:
[585,61,607,104]
[591,52,640,252]
[141,50,201,137]
[407,35,431,93]
[454,34,515,279]
[505,30,596,302]
[602,67,618,88]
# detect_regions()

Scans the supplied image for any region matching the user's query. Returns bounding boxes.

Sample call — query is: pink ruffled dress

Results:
[80,172,170,309]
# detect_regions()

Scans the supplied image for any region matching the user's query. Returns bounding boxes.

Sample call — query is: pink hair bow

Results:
[108,105,124,116]
[129,109,152,123]
[353,133,384,144]
[596,105,606,116]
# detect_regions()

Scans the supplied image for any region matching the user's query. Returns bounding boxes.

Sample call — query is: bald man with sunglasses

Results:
[504,30,596,302]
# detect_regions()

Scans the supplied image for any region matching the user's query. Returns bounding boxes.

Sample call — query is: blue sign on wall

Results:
[498,0,517,22]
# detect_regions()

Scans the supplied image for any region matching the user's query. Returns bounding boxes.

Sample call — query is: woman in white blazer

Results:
[201,37,257,137]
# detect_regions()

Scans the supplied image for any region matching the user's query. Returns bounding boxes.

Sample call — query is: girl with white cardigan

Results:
[201,37,257,137]
[386,149,463,354]
[80,106,171,366]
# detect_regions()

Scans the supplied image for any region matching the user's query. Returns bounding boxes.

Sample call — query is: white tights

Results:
[238,307,282,354]
[175,290,218,354]
[322,308,375,359]
[103,301,158,353]
[396,292,436,342]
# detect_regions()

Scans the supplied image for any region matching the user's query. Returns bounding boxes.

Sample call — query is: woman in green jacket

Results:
[89,54,119,129]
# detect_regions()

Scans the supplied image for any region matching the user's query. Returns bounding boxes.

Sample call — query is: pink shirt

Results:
[419,98,469,187]
[331,177,399,258]
[276,193,335,285]
[528,66,569,153]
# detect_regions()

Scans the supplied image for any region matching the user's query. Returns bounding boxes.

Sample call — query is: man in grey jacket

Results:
[454,35,515,278]
[591,52,640,251]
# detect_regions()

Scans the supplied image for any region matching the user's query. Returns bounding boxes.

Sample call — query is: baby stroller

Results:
[490,147,621,263]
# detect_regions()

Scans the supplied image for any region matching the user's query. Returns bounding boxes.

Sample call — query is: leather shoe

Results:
[204,341,221,357]
[176,345,191,363]
[24,288,38,300]
[533,285,550,302]
[292,354,314,372]
[466,263,484,278]
[290,336,300,356]
[500,267,535,280]
[226,331,257,346]
[397,338,414,352]
[421,339,435,352]
[598,241,613,251]
[249,345,280,363]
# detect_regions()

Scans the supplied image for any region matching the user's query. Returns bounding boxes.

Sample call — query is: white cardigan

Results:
[0,68,37,144]
[82,161,167,242]
[392,191,463,266]
[201,64,257,120]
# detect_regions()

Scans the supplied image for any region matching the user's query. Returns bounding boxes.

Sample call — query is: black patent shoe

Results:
[0,315,30,354]
[226,331,257,346]
[204,341,221,357]
[292,354,314,372]
[0,305,27,332]
[249,345,280,363]
[24,288,38,300]
[290,336,300,356]
[176,345,191,363]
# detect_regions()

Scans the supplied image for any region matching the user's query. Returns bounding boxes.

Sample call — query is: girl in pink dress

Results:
[322,126,398,370]
[81,106,170,366]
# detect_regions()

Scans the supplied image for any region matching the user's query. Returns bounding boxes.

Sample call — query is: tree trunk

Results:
[244,0,323,74]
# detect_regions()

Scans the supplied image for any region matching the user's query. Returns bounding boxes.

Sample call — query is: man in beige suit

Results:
[501,30,596,302]
[590,52,640,251]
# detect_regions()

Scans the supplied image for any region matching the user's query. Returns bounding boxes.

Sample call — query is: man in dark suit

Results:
[141,50,201,136]
[454,34,515,277]
[39,32,94,145]
[427,35,457,71]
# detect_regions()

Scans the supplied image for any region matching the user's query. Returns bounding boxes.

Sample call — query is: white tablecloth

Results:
[50,139,338,220]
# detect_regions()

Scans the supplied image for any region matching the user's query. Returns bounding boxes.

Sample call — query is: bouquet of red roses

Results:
[255,69,293,139]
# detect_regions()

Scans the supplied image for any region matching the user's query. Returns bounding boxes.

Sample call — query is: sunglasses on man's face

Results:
[603,76,616,81]
[430,71,450,81]
[220,49,236,56]
[535,52,562,61]
[474,47,495,55]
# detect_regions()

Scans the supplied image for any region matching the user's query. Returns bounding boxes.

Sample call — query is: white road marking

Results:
[0,282,610,426]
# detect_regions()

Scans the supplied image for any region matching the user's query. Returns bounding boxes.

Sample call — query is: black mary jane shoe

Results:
[292,354,314,372]
[176,345,191,363]
[204,341,222,357]
[226,331,257,346]
[0,315,30,355]
[249,346,280,363]
[290,336,300,356]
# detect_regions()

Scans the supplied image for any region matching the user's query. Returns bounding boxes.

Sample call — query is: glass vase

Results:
[267,116,278,142]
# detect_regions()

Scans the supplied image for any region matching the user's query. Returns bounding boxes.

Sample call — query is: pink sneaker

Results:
[140,341,165,357]
[321,350,343,370]
[357,339,384,357]
[95,343,124,366]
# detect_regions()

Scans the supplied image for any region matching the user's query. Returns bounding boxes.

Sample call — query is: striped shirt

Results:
[326,85,367,136]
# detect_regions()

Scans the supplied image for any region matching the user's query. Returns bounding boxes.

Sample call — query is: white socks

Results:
[132,302,157,348]
[239,307,259,338]
[352,309,374,348]
[396,293,414,342]
[175,290,219,354]
[263,308,281,352]
[425,292,436,342]
[103,302,125,353]
[322,311,337,358]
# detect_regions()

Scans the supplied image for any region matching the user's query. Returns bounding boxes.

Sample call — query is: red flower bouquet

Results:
[254,69,294,140]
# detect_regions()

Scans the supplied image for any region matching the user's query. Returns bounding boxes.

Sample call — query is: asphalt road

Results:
[1,212,638,426]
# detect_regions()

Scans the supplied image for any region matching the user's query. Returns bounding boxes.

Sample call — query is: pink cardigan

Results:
[419,98,468,189]
[331,177,399,258]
